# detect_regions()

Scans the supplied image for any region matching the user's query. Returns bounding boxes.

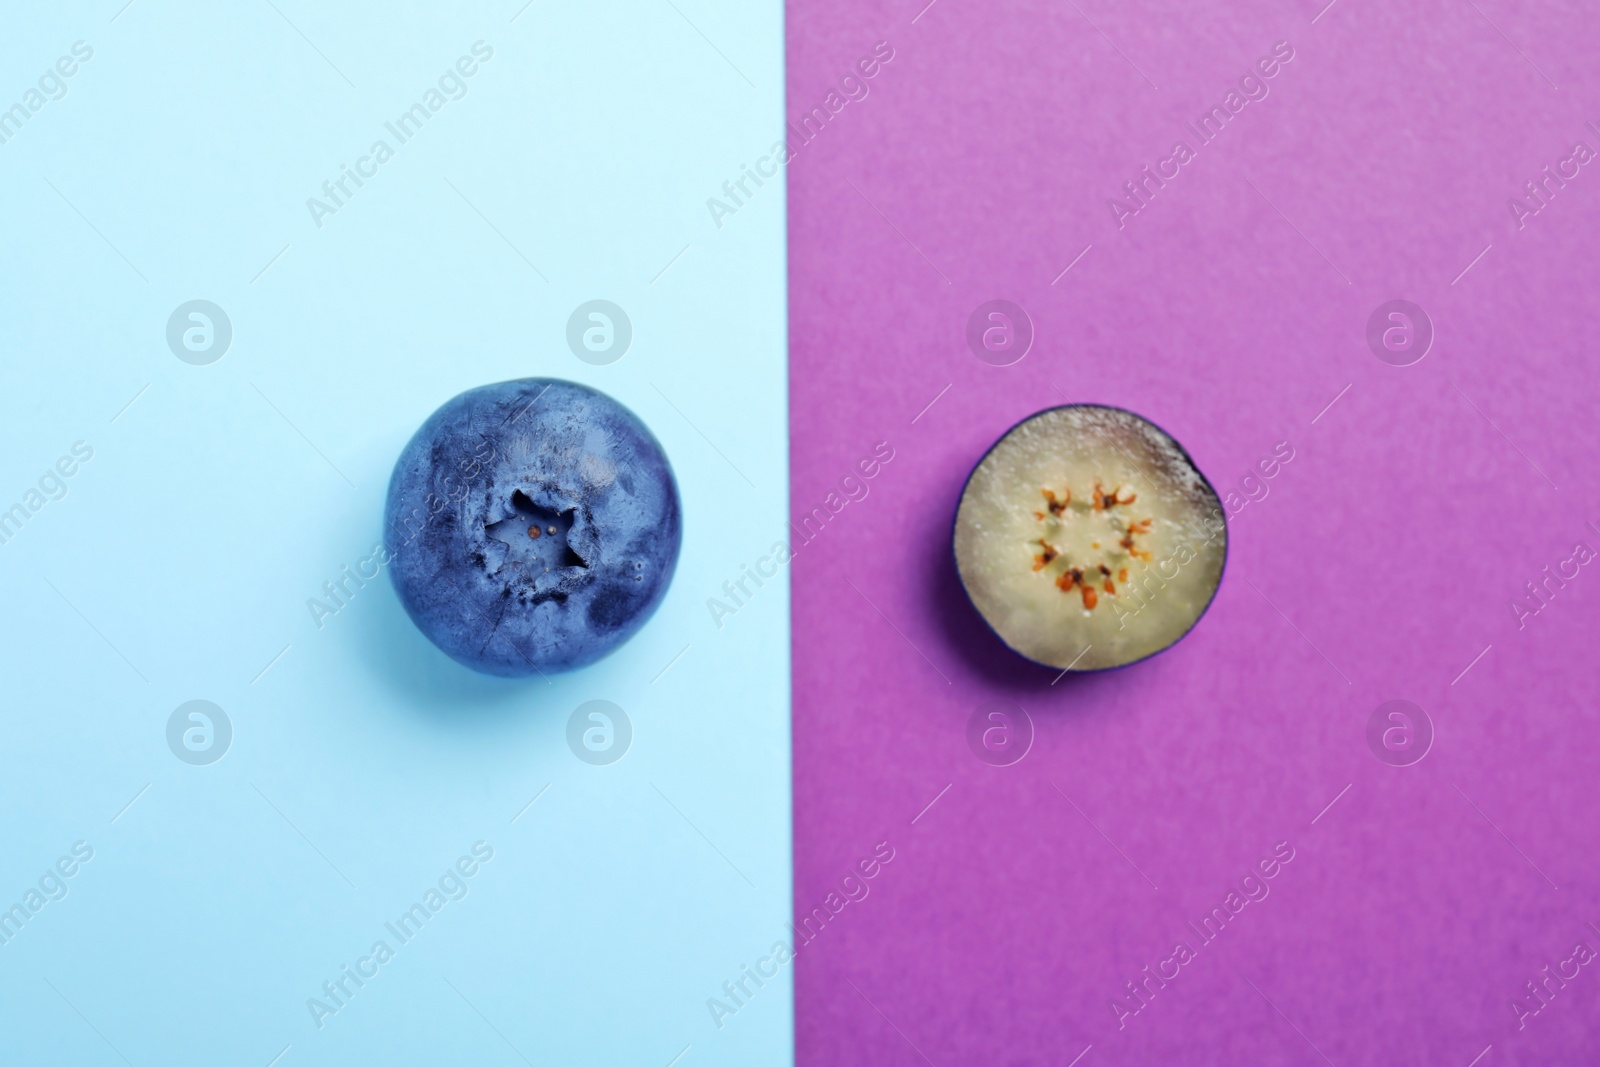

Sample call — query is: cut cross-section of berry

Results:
[953,404,1227,672]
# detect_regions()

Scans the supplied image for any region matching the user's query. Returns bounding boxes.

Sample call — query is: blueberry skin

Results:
[385,378,681,677]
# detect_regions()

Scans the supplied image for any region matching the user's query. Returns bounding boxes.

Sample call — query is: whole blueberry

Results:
[385,378,681,677]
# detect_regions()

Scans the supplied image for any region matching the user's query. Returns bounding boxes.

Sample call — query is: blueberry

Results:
[385,379,681,677]
[954,405,1226,672]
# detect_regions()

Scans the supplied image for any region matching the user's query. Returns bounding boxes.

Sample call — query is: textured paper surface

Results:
[0,4,789,1064]
[787,2,1600,1063]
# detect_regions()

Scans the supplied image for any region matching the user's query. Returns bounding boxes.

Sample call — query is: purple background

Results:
[787,1,1600,1064]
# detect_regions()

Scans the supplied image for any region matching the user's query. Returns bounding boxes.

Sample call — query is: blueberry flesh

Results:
[953,405,1226,672]
[385,379,681,677]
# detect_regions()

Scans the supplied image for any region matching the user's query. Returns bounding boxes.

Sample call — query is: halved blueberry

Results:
[953,404,1226,672]
[385,378,681,676]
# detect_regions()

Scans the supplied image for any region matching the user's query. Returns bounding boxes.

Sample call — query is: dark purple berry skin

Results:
[385,378,681,676]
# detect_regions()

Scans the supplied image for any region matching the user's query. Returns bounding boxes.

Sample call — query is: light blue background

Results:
[0,3,790,1064]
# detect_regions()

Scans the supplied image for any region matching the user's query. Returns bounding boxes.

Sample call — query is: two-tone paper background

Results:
[3,0,1599,1064]
[787,1,1600,1065]
[2,3,787,1064]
